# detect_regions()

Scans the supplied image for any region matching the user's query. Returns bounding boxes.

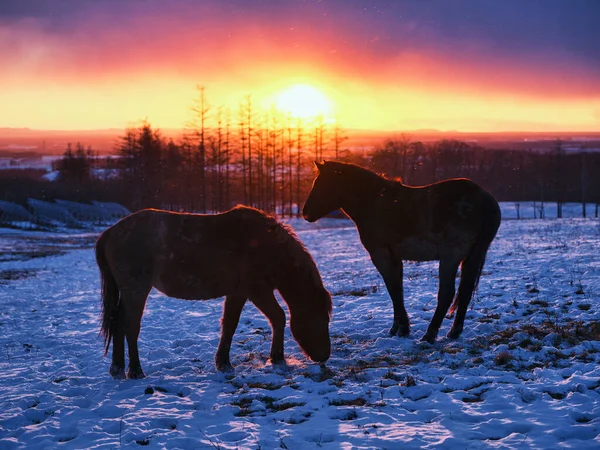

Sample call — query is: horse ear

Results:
[314,161,325,171]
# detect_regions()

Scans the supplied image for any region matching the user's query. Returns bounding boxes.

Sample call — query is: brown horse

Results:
[303,161,500,343]
[95,205,331,379]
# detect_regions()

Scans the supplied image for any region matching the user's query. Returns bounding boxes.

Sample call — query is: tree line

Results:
[1,87,599,218]
[49,88,352,217]
[368,136,600,218]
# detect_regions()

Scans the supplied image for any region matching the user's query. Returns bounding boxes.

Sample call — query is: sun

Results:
[275,84,332,119]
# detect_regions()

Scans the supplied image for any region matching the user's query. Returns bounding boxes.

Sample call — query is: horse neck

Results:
[271,225,330,317]
[278,262,331,319]
[277,276,308,313]
[338,172,394,223]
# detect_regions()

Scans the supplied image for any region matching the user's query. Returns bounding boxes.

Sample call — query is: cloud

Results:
[2,1,600,130]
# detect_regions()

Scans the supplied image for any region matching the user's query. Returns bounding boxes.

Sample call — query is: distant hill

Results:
[0,128,183,155]
[1,127,599,155]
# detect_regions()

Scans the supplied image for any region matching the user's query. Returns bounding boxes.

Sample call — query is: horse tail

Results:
[449,194,501,314]
[95,229,120,356]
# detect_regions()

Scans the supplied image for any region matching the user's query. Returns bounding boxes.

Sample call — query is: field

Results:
[0,215,599,449]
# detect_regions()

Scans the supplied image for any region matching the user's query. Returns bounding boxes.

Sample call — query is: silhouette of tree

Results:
[56,142,93,185]
[117,122,164,209]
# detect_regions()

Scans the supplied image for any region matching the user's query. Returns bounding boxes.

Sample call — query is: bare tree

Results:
[117,122,164,210]
[580,151,587,218]
[554,139,564,218]
[286,115,294,217]
[224,108,232,210]
[238,100,248,205]
[332,121,349,161]
[295,118,304,217]
[245,96,255,206]
[191,86,210,212]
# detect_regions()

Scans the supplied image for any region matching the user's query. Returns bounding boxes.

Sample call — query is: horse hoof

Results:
[447,328,462,339]
[390,323,410,337]
[109,364,126,379]
[397,326,410,337]
[420,334,436,344]
[270,356,286,366]
[127,368,146,379]
[216,362,234,373]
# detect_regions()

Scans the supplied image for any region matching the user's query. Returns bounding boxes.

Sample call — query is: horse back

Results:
[359,178,499,261]
[99,208,280,299]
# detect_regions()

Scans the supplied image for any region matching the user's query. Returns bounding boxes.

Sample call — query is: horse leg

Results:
[250,292,286,365]
[121,286,150,379]
[109,310,126,379]
[422,259,459,344]
[447,255,480,339]
[215,295,247,372]
[369,247,409,337]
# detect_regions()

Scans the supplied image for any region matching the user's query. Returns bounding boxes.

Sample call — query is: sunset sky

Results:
[1,0,599,132]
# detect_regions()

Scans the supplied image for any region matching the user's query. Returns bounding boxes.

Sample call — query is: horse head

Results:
[302,161,344,222]
[288,286,331,363]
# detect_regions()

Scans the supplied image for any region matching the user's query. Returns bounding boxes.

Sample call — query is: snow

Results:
[0,217,599,448]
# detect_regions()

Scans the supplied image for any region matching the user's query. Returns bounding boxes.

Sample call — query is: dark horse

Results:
[303,161,500,343]
[96,206,331,379]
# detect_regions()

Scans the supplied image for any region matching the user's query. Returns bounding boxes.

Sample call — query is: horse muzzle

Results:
[307,343,330,363]
[302,212,317,223]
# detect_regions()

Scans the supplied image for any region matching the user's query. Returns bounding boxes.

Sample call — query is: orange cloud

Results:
[1,11,599,132]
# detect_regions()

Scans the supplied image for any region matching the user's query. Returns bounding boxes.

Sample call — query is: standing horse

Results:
[303,161,500,343]
[96,206,331,379]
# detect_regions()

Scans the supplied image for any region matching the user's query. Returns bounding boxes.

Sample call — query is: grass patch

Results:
[233,395,305,416]
[334,286,377,297]
[462,396,484,403]
[530,299,549,307]
[355,355,398,370]
[339,409,359,421]
[272,401,305,412]
[285,412,312,424]
[575,351,597,363]
[494,351,513,366]
[493,320,600,348]
[400,375,417,387]
[441,346,462,355]
[382,371,403,382]
[0,250,66,263]
[477,313,501,323]
[518,337,542,352]
[546,391,566,400]
[329,397,367,407]
[489,328,520,345]
[0,269,40,283]
[244,382,285,391]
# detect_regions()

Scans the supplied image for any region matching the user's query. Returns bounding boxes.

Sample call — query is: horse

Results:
[95,205,332,379]
[303,161,500,344]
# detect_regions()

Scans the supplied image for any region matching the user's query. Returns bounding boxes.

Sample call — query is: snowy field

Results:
[0,216,600,449]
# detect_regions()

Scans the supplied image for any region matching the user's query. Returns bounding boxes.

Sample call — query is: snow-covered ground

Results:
[0,217,599,449]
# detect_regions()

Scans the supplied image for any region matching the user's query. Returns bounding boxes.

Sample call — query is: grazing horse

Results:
[303,161,500,343]
[96,206,331,379]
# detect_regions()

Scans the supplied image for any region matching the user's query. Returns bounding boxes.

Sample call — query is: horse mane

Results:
[271,219,332,317]
[322,161,394,188]
[220,205,331,315]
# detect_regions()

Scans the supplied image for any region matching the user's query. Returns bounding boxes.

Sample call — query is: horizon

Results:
[3,126,600,136]
[2,1,600,132]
